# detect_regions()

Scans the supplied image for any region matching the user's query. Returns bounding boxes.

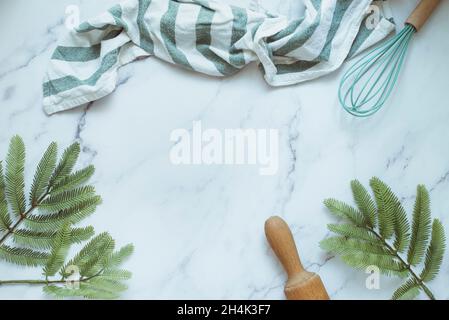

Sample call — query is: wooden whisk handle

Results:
[406,0,441,31]
[265,216,304,277]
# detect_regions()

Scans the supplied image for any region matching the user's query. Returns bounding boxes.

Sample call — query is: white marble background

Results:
[0,0,449,300]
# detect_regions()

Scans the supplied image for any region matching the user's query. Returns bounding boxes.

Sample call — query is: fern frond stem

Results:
[0,269,103,286]
[0,192,50,246]
[366,227,435,300]
[0,279,65,285]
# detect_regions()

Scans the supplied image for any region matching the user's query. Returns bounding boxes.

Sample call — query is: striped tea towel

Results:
[43,0,395,115]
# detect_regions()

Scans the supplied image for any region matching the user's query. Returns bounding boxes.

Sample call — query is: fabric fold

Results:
[43,0,395,115]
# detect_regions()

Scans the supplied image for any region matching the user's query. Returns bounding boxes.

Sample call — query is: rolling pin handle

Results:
[265,216,304,277]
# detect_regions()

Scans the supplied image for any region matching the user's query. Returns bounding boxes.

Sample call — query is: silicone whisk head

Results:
[339,24,416,117]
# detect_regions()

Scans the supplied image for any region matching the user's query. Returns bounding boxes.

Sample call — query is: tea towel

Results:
[43,0,395,114]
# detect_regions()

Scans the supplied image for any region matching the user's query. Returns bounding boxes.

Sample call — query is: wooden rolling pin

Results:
[265,216,329,300]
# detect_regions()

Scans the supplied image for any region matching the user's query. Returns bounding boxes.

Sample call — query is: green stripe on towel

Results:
[196,6,239,76]
[229,6,247,68]
[52,44,101,62]
[43,48,120,97]
[138,0,154,54]
[160,1,194,70]
[274,7,322,56]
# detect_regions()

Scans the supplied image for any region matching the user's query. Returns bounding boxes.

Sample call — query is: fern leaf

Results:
[25,196,101,231]
[12,226,94,250]
[5,135,26,217]
[323,199,366,226]
[43,285,80,299]
[101,269,132,281]
[49,143,80,187]
[62,232,114,277]
[369,177,397,240]
[50,166,95,195]
[320,236,390,256]
[39,186,96,212]
[327,224,378,242]
[392,278,420,300]
[0,244,48,267]
[103,244,134,269]
[44,223,72,277]
[12,229,57,249]
[0,162,12,232]
[78,282,121,299]
[69,226,95,244]
[351,180,377,228]
[43,284,118,300]
[86,277,128,293]
[45,267,132,300]
[407,185,432,266]
[420,219,446,282]
[29,142,57,205]
[392,203,410,253]
[340,252,406,277]
[368,177,410,252]
[82,236,115,276]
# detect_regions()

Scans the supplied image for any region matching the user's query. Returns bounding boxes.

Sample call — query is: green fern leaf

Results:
[82,236,115,276]
[39,186,97,212]
[407,185,432,266]
[420,219,446,282]
[369,177,396,240]
[323,178,445,300]
[392,203,410,253]
[69,226,96,244]
[25,196,101,231]
[340,252,406,277]
[351,180,377,228]
[43,285,79,299]
[12,226,94,250]
[103,244,134,269]
[101,269,132,281]
[44,241,133,300]
[323,199,365,226]
[5,135,26,217]
[62,232,114,277]
[45,281,121,300]
[371,178,410,253]
[327,224,377,242]
[0,244,48,267]
[49,143,80,187]
[86,277,128,293]
[392,278,420,300]
[44,223,72,277]
[50,166,95,195]
[12,229,58,250]
[0,162,12,232]
[43,284,118,300]
[320,236,390,256]
[29,142,57,205]
[78,282,121,299]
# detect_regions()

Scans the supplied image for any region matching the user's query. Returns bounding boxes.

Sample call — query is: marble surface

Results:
[0,0,449,300]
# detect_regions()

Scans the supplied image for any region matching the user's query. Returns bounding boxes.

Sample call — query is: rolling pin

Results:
[265,216,329,300]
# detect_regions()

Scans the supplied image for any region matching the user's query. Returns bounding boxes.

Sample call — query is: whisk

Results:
[339,0,441,117]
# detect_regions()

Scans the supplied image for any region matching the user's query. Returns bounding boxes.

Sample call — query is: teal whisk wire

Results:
[339,24,416,117]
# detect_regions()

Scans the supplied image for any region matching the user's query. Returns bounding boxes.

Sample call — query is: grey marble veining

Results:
[0,0,449,299]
